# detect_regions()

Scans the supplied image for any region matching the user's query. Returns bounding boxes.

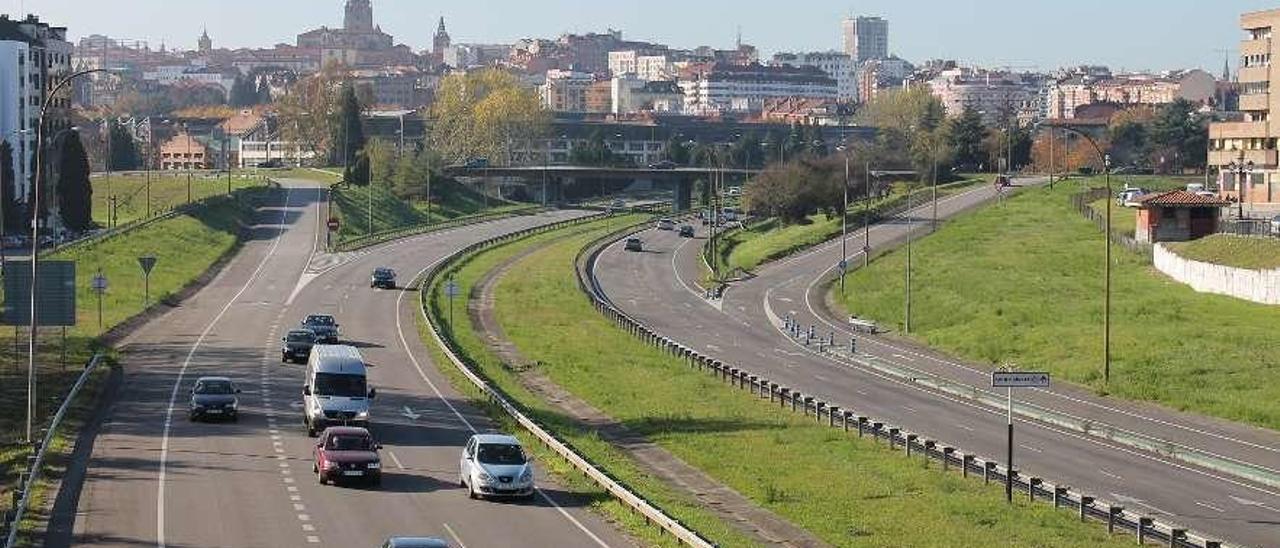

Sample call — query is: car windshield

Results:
[375,269,393,277]
[314,373,366,397]
[477,443,527,465]
[305,316,334,326]
[194,380,234,395]
[287,331,314,342]
[327,434,373,451]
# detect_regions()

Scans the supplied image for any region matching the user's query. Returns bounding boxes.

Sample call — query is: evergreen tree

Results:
[108,121,141,170]
[947,104,987,169]
[56,132,94,231]
[665,135,691,165]
[0,140,19,233]
[229,75,256,107]
[256,76,273,104]
[338,85,368,183]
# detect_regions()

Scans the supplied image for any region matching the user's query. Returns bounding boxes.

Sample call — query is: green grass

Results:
[331,182,529,242]
[265,167,343,185]
[1167,234,1280,270]
[90,171,268,226]
[426,218,1130,548]
[716,177,988,277]
[837,179,1280,430]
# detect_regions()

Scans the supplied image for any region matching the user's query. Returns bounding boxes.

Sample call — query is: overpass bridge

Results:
[442,165,763,211]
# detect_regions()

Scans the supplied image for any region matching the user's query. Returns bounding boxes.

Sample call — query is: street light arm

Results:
[1038,123,1107,171]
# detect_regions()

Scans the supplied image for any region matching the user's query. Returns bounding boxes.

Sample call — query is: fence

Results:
[1218,218,1274,237]
[1069,188,1152,257]
[574,227,1228,548]
[416,212,715,547]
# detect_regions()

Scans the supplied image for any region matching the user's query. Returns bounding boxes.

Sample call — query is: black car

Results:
[370,267,397,289]
[282,329,318,363]
[647,160,677,170]
[464,157,489,169]
[302,314,340,343]
[624,238,643,252]
[189,377,241,422]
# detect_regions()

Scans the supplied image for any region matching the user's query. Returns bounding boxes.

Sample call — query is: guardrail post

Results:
[748,375,758,395]
[1079,496,1094,522]
[1169,528,1185,547]
[888,428,899,449]
[1028,477,1041,502]
[942,447,954,471]
[905,434,917,456]
[871,421,882,442]
[923,440,936,461]
[829,406,839,427]
[842,410,853,431]
[769,383,778,403]
[779,388,790,409]
[984,461,996,484]
[1053,486,1068,508]
[961,454,972,477]
[728,367,738,387]
[1137,517,1153,544]
[791,391,800,412]
[1107,505,1123,534]
[815,401,825,422]
[802,396,813,416]
[850,337,857,354]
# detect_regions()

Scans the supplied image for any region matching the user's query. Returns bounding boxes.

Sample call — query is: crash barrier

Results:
[575,229,1229,548]
[416,212,715,547]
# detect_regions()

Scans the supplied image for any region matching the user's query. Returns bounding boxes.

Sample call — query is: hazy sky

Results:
[13,0,1280,73]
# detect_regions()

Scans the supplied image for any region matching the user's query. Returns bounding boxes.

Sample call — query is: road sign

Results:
[327,218,340,231]
[138,255,157,275]
[992,371,1051,388]
[445,280,460,298]
[91,273,109,294]
[1,261,77,326]
[838,259,848,272]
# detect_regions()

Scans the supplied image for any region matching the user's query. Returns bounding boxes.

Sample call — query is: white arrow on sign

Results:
[401,406,421,421]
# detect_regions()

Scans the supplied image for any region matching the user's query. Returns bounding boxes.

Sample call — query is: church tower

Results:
[344,0,374,32]
[198,27,212,53]
[433,17,451,54]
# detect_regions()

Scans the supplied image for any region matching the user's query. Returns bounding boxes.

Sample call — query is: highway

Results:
[64,181,631,548]
[591,181,1280,547]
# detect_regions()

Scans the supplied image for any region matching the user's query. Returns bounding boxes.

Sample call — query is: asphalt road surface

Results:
[65,180,631,548]
[592,181,1280,547]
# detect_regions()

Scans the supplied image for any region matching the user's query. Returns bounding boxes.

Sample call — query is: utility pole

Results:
[841,154,849,294]
[905,178,913,335]
[863,162,871,268]
[185,123,192,204]
[1048,126,1055,189]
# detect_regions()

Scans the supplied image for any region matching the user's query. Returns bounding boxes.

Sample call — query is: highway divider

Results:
[577,228,1230,548]
[415,211,715,548]
[2,352,104,548]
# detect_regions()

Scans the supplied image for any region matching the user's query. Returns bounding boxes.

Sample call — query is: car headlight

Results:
[366,462,380,469]
[324,461,338,470]
[356,410,369,419]
[477,472,492,483]
[520,469,533,482]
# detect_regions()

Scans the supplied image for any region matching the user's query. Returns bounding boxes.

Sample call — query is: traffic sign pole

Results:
[992,370,1051,504]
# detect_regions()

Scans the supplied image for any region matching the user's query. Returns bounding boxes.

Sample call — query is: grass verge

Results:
[331,182,529,243]
[837,179,1280,430]
[425,217,1129,547]
[1166,234,1280,270]
[91,171,268,226]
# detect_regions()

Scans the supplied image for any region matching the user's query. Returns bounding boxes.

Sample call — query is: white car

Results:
[657,218,675,230]
[459,433,535,499]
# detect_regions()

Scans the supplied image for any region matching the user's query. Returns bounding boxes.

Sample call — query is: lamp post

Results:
[835,144,852,295]
[1038,122,1113,385]
[27,67,113,442]
[1226,150,1255,220]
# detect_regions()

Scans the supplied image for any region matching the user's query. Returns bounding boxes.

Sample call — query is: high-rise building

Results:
[0,14,73,211]
[841,16,888,63]
[1210,8,1280,206]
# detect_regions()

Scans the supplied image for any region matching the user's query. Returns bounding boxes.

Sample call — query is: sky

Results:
[12,0,1280,73]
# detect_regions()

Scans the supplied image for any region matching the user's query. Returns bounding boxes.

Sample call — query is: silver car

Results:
[459,433,535,499]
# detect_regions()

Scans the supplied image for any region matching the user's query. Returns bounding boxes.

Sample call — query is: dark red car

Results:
[313,426,383,486]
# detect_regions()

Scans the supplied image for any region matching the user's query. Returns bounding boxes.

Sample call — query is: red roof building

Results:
[1134,190,1231,243]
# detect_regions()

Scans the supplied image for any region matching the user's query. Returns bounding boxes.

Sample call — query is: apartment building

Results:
[678,62,838,115]
[540,69,595,113]
[0,14,73,208]
[841,16,888,63]
[929,69,1039,126]
[1210,8,1280,206]
[772,51,857,102]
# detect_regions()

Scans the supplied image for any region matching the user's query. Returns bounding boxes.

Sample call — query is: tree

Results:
[569,131,623,166]
[1150,99,1208,172]
[428,68,550,165]
[665,135,691,165]
[338,84,368,183]
[728,132,763,168]
[742,155,852,224]
[108,121,141,170]
[0,140,19,233]
[55,132,93,231]
[391,149,436,200]
[277,62,346,165]
[856,87,947,177]
[229,75,256,107]
[947,105,987,169]
[364,138,395,187]
[256,75,273,104]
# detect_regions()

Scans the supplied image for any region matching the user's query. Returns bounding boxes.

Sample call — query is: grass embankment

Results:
[266,167,343,185]
[0,187,266,541]
[331,182,529,243]
[425,218,1128,547]
[1167,234,1280,270]
[714,176,988,277]
[90,171,268,226]
[837,179,1280,430]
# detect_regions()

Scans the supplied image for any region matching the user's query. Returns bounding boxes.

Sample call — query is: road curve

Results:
[592,181,1280,547]
[66,180,631,548]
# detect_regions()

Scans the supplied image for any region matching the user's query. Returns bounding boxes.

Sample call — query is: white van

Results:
[303,345,376,436]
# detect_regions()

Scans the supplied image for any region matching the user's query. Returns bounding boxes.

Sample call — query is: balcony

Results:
[1209,148,1278,167]
[1240,39,1271,58]
[1240,93,1271,112]
[1238,65,1270,84]
[1210,121,1268,139]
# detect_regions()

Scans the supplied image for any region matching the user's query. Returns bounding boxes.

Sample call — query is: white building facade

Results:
[773,51,856,102]
[679,63,838,115]
[929,69,1039,125]
[1,15,73,209]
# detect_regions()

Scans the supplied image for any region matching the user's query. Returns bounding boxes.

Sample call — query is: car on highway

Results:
[611,198,626,209]
[380,538,450,548]
[678,225,695,238]
[657,218,675,230]
[370,267,397,289]
[281,329,317,364]
[313,426,382,486]
[624,237,644,252]
[1116,188,1147,207]
[302,314,340,343]
[1271,215,1280,235]
[188,377,241,422]
[463,157,489,169]
[303,345,376,436]
[647,160,677,170]
[459,433,535,499]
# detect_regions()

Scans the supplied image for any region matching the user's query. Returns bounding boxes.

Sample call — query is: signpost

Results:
[326,217,340,250]
[91,272,108,333]
[993,369,1050,503]
[445,277,460,326]
[138,255,157,306]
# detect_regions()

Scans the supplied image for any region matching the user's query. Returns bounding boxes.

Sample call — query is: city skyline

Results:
[16,0,1280,73]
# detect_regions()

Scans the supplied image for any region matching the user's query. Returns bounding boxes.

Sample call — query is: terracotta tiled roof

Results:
[1136,190,1231,207]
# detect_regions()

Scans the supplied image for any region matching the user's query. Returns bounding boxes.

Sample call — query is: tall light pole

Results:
[27,67,113,442]
[835,145,851,294]
[1227,150,1255,220]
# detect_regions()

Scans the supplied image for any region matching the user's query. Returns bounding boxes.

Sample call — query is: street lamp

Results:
[27,67,115,442]
[835,144,853,295]
[1226,151,1255,220]
[1037,122,1113,385]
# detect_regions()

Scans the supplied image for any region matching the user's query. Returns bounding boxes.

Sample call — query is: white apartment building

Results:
[773,51,856,102]
[928,69,1038,126]
[142,66,235,99]
[679,63,838,115]
[841,16,888,63]
[611,75,682,114]
[540,69,595,113]
[238,139,315,168]
[608,50,673,81]
[1,14,73,209]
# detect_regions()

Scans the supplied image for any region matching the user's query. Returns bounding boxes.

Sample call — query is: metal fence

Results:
[1070,188,1152,257]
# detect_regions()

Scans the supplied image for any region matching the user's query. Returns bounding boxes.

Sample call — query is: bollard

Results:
[942,447,955,472]
[1169,528,1186,548]
[905,434,918,456]
[850,337,857,354]
[1080,496,1094,522]
[1054,487,1069,508]
[962,454,974,477]
[829,332,836,347]
[984,461,996,484]
[1028,477,1042,502]
[1137,517,1153,544]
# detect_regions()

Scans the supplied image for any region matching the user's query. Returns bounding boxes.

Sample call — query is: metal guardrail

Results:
[2,352,104,548]
[576,230,1230,548]
[333,206,545,253]
[416,211,715,548]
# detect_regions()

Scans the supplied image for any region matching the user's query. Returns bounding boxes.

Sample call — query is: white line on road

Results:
[955,424,974,432]
[388,451,406,470]
[443,523,467,548]
[1019,444,1042,453]
[1195,501,1225,513]
[1099,470,1123,481]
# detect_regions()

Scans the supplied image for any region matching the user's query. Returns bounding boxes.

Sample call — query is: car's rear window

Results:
[288,332,314,342]
[306,316,335,325]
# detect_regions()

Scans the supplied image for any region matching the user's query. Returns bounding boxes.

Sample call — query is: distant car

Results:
[370,267,397,289]
[727,187,741,197]
[281,329,317,364]
[624,238,643,252]
[678,225,695,238]
[459,433,535,499]
[1271,215,1280,235]
[313,426,383,486]
[380,538,450,548]
[657,218,675,231]
[188,377,240,422]
[611,199,626,209]
[256,159,283,168]
[302,314,340,343]
[1116,188,1146,207]
[647,160,677,170]
[463,157,490,169]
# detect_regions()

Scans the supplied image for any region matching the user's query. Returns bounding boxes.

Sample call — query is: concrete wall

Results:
[1154,243,1280,305]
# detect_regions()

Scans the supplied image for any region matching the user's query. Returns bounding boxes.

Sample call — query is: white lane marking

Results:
[955,424,974,432]
[306,535,320,543]
[1195,501,1225,513]
[670,233,722,312]
[293,504,306,511]
[443,523,467,548]
[1099,469,1123,481]
[1019,444,1043,453]
[298,514,311,522]
[301,524,315,532]
[157,185,293,548]
[388,451,406,470]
